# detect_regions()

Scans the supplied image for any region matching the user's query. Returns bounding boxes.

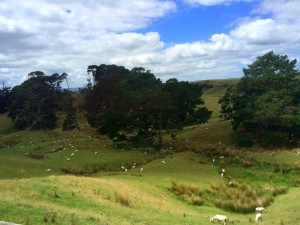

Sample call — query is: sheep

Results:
[210,214,227,225]
[140,168,143,172]
[162,160,165,164]
[46,168,51,172]
[255,207,267,213]
[255,213,262,222]
[222,168,225,173]
[221,173,224,178]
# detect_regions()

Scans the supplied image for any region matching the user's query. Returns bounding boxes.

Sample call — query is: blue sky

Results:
[0,0,299,88]
[142,1,254,43]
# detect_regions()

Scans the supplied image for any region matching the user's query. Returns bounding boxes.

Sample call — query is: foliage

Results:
[219,52,300,146]
[84,64,211,147]
[62,91,79,131]
[8,71,66,130]
[0,82,12,113]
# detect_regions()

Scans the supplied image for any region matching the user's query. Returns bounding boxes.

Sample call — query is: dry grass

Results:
[115,191,131,207]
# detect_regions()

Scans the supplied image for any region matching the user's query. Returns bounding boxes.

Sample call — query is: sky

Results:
[1,0,300,88]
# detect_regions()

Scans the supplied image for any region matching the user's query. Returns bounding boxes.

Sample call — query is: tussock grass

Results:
[171,181,204,206]
[115,191,131,207]
[171,180,288,214]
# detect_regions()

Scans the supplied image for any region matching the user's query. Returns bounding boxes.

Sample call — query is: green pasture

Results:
[0,78,299,225]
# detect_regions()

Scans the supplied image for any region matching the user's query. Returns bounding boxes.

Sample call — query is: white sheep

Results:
[210,214,227,225]
[255,213,262,222]
[162,160,165,164]
[255,207,267,213]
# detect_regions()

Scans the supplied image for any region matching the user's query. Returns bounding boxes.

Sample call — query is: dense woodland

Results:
[1,51,300,148]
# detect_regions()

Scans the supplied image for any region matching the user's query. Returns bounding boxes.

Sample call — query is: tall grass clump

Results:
[170,181,203,206]
[210,182,287,213]
[115,191,130,207]
[171,181,287,213]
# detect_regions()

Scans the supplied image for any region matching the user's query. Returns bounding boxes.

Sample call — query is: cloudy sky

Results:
[1,0,300,88]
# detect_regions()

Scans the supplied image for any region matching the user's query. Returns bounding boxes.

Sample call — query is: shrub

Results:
[231,131,253,147]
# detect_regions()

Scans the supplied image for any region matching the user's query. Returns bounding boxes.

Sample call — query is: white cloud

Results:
[0,0,300,88]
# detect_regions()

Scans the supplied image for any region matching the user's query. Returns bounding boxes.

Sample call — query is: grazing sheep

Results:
[255,207,267,213]
[46,168,51,172]
[140,168,143,172]
[221,173,224,178]
[222,168,225,173]
[255,213,262,222]
[162,160,165,164]
[210,214,227,225]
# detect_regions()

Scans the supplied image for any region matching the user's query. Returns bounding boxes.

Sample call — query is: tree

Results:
[84,64,211,148]
[8,72,65,130]
[62,92,79,131]
[0,81,12,113]
[219,51,300,146]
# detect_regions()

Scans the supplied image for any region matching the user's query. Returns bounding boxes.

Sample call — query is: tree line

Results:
[1,51,300,147]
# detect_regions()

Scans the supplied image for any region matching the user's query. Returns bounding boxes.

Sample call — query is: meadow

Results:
[0,79,299,225]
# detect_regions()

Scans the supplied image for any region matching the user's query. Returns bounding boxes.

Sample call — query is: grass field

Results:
[0,78,299,225]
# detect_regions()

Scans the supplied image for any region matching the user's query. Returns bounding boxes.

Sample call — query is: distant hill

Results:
[198,78,240,122]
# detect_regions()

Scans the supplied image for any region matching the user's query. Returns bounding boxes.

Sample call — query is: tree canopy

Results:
[8,72,66,130]
[219,51,300,146]
[84,64,211,148]
[0,82,12,113]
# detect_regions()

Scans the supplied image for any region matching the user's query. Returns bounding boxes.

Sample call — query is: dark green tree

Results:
[62,92,79,131]
[0,82,12,113]
[8,72,66,130]
[84,65,211,148]
[219,51,300,146]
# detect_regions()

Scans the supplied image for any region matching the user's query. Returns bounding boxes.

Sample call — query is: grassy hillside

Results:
[199,78,240,122]
[0,122,299,224]
[0,113,18,134]
[1,78,300,225]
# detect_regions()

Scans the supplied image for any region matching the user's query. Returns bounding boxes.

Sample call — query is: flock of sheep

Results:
[210,207,267,224]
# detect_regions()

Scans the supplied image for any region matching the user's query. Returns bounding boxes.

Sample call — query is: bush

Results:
[231,132,253,147]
